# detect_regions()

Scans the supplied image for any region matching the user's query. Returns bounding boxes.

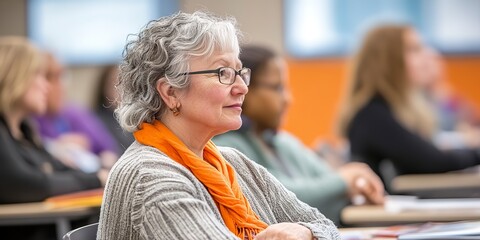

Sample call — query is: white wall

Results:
[181,0,283,54]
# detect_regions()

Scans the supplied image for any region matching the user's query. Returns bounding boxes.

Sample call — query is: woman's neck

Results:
[162,116,214,158]
[5,109,26,140]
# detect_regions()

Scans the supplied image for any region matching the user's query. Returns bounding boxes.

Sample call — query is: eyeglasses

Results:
[180,67,251,86]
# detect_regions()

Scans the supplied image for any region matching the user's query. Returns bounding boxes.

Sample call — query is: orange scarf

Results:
[134,120,267,239]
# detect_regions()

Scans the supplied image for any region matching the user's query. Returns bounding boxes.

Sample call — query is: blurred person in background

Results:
[0,36,107,239]
[214,45,384,225]
[338,25,480,185]
[95,64,134,153]
[34,53,118,172]
[422,48,480,150]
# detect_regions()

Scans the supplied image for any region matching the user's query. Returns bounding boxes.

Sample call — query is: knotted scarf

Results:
[134,120,267,239]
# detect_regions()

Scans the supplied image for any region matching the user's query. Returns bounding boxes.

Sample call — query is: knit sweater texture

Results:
[97,141,340,239]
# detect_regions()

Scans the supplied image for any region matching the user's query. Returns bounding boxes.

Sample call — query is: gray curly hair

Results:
[115,11,241,132]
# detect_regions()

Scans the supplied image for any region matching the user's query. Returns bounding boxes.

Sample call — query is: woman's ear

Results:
[156,78,178,108]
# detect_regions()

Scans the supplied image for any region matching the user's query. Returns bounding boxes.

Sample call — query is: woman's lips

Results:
[225,103,243,110]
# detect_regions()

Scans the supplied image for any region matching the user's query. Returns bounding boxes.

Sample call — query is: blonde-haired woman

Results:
[0,37,107,238]
[339,25,480,183]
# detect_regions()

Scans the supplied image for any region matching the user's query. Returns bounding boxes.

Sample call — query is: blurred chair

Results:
[63,222,98,240]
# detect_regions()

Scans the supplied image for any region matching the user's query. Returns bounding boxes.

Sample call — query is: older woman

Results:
[338,25,480,183]
[98,12,340,240]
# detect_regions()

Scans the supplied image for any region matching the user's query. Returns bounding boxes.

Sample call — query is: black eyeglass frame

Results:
[179,67,251,86]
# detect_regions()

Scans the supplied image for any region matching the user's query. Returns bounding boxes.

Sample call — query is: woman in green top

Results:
[214,45,384,225]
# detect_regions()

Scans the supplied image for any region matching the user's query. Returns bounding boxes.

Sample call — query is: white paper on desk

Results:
[385,195,480,213]
[398,221,480,239]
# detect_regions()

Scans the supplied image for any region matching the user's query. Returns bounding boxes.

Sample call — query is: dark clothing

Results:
[347,96,480,179]
[96,106,134,153]
[0,116,101,204]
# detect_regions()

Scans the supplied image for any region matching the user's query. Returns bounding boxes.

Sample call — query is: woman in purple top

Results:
[34,53,118,171]
[36,104,119,154]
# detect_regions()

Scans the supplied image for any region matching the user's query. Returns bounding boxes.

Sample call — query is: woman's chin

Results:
[30,106,48,116]
[223,119,243,132]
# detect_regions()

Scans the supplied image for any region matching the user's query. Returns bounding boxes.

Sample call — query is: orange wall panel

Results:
[283,57,480,147]
[283,59,347,147]
[444,58,480,111]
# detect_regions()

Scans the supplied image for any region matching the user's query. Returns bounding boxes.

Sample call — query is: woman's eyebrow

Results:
[210,58,229,67]
[210,57,241,69]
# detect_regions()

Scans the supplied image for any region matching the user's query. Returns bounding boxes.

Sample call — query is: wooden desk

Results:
[390,172,480,199]
[341,205,480,226]
[0,202,99,240]
[392,173,480,192]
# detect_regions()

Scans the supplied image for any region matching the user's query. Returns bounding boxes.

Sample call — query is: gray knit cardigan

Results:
[97,141,340,239]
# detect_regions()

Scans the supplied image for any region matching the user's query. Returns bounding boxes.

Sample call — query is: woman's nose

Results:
[232,75,249,95]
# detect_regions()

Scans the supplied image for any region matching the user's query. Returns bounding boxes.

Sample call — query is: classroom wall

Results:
[0,0,478,147]
[181,0,284,54]
[0,0,284,109]
[0,0,26,37]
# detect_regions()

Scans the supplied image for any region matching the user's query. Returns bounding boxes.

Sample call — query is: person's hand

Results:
[458,124,480,148]
[99,150,118,170]
[57,133,91,150]
[97,168,110,186]
[254,223,313,240]
[337,162,385,205]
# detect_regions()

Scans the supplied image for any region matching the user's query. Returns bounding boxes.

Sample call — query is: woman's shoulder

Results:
[275,131,305,147]
[214,131,250,149]
[105,142,204,204]
[218,146,268,177]
[112,144,259,181]
[110,142,194,182]
[218,146,249,163]
[359,95,390,114]
[352,96,394,126]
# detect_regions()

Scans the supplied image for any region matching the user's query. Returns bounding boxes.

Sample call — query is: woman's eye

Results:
[219,69,227,77]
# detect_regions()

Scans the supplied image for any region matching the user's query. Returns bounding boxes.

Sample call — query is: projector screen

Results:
[28,0,179,65]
